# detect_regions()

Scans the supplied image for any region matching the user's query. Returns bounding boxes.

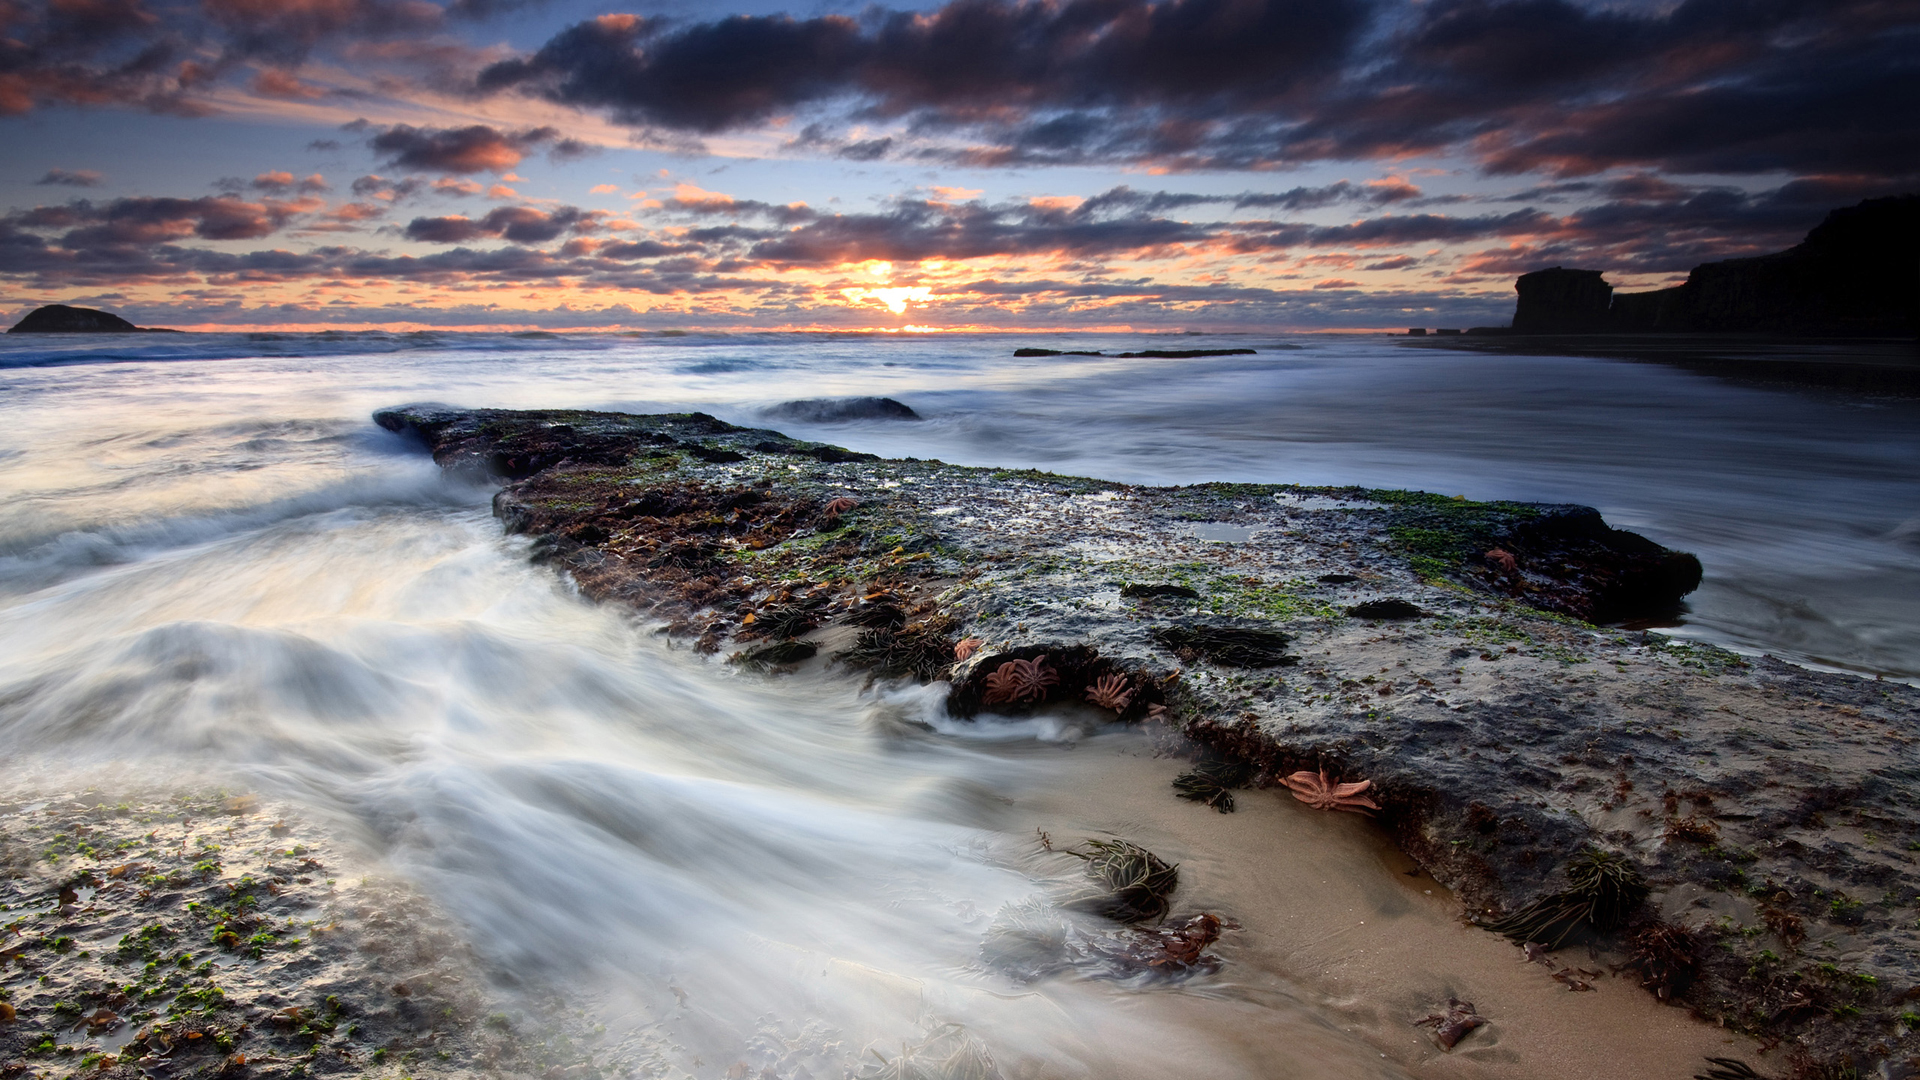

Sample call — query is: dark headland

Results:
[1404,195,1919,393]
[5,303,178,333]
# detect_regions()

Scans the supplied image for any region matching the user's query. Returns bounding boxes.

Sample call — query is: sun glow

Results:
[840,286,933,314]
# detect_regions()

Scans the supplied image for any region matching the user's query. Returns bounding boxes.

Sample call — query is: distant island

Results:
[5,303,177,333]
[1015,347,1257,358]
[1431,195,1917,338]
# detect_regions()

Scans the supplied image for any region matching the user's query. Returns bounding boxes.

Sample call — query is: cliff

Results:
[1506,195,1918,336]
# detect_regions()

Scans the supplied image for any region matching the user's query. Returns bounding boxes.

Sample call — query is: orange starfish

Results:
[1485,547,1518,575]
[822,497,858,518]
[954,637,983,661]
[982,655,1059,704]
[1282,769,1381,813]
[1083,672,1134,712]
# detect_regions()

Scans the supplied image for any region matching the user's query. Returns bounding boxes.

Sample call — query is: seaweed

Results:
[1063,838,1179,924]
[750,598,826,640]
[1484,848,1649,948]
[1623,923,1700,1001]
[835,620,956,681]
[1152,625,1294,668]
[855,1024,1001,1080]
[843,602,908,629]
[1172,761,1252,813]
[731,640,819,668]
[1121,583,1200,600]
[1693,1059,1771,1080]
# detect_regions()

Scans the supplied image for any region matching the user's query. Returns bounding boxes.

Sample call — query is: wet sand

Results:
[999,734,1754,1079]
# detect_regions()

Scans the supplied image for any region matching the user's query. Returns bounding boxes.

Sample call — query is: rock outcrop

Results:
[7,304,139,333]
[1502,195,1918,336]
[1512,268,1614,333]
[5,303,176,333]
[375,403,1920,1073]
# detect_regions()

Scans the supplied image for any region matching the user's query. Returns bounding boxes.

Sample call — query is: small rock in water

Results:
[761,396,921,422]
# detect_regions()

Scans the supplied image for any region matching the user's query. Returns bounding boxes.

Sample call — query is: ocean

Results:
[0,329,1913,1077]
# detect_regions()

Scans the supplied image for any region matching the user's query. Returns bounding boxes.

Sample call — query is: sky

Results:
[1,0,1915,332]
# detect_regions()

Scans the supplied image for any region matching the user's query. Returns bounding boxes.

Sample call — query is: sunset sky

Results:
[2,0,1914,331]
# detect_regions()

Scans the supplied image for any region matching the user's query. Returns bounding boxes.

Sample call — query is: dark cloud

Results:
[355,121,589,174]
[36,169,103,187]
[403,204,605,244]
[471,0,1919,184]
[478,0,1372,133]
[0,0,520,118]
[6,194,311,250]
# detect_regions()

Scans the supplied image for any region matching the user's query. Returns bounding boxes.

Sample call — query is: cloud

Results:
[350,174,427,202]
[467,0,1918,184]
[477,0,1371,133]
[355,121,589,174]
[36,169,103,187]
[403,204,606,244]
[251,67,326,99]
[0,0,522,118]
[6,193,313,249]
[249,171,328,194]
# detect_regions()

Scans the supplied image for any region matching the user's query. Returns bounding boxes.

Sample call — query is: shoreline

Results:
[366,403,1920,1076]
[1399,333,1920,397]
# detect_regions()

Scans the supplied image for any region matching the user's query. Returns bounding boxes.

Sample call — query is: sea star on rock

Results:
[954,637,983,661]
[1485,547,1518,575]
[1083,672,1134,712]
[822,496,858,518]
[982,655,1059,704]
[1281,769,1381,813]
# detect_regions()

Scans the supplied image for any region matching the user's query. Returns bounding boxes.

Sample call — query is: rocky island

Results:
[363,402,1920,1078]
[4,305,175,333]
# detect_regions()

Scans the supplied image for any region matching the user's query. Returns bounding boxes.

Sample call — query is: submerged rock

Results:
[761,396,921,422]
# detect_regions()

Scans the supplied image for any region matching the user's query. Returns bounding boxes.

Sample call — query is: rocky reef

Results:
[375,403,1920,1076]
[1502,195,1918,337]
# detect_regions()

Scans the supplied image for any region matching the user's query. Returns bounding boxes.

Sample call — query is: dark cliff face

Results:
[6,304,140,333]
[1512,268,1613,333]
[1508,195,1918,337]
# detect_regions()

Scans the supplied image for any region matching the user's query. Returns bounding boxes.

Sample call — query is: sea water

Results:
[0,330,1913,1076]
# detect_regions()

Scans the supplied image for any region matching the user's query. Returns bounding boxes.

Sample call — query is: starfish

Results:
[1485,547,1518,575]
[954,637,983,661]
[1282,768,1381,813]
[822,496,858,518]
[1083,672,1134,712]
[982,655,1059,704]
[1415,998,1486,1050]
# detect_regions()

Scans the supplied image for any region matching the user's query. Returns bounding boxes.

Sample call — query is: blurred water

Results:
[3,330,1912,676]
[0,329,1911,1075]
